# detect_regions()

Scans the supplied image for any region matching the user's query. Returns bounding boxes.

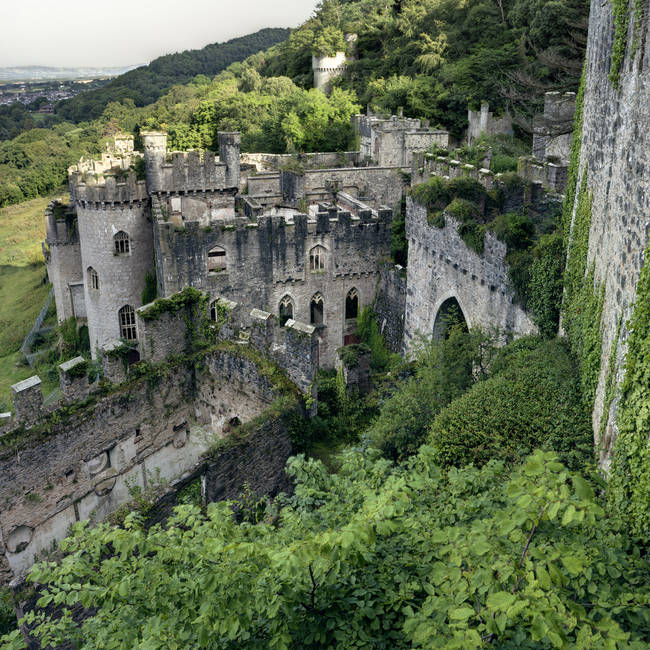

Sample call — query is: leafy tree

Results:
[4,449,649,648]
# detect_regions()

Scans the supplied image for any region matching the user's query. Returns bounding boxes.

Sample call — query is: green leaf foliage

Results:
[6,449,649,648]
[428,337,593,470]
[608,242,650,538]
[366,324,494,461]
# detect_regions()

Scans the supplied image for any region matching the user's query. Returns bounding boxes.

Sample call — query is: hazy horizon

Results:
[1,0,317,68]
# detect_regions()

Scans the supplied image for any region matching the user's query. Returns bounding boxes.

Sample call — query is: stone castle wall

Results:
[467,102,513,144]
[574,0,650,463]
[153,210,391,367]
[0,316,312,584]
[403,198,536,352]
[374,263,407,353]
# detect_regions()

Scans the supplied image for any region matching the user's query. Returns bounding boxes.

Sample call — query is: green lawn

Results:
[0,193,65,409]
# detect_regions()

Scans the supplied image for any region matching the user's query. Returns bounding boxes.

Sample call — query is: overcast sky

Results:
[1,0,318,68]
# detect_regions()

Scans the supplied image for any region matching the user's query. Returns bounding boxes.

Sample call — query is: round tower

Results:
[74,179,154,357]
[217,132,241,189]
[141,131,168,193]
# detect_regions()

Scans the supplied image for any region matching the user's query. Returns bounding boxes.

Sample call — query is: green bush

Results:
[410,176,450,213]
[527,232,565,338]
[446,197,480,221]
[356,307,391,372]
[457,219,485,253]
[428,337,593,470]
[368,325,494,460]
[447,176,487,206]
[0,588,15,636]
[491,212,535,250]
[491,154,518,173]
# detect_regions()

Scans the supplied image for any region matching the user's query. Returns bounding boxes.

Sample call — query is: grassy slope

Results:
[0,194,63,409]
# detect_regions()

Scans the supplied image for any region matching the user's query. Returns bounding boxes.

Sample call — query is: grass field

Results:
[0,193,66,409]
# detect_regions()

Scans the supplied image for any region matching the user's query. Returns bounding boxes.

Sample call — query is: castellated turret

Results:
[218,132,241,188]
[141,131,168,193]
[67,156,154,356]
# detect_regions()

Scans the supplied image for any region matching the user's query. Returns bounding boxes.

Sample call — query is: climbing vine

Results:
[561,171,604,409]
[609,0,631,87]
[609,0,645,87]
[562,66,585,248]
[608,244,650,538]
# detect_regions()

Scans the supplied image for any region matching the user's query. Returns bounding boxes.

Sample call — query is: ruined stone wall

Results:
[374,263,407,353]
[574,0,650,460]
[300,167,405,212]
[75,200,154,355]
[467,102,513,144]
[0,347,282,581]
[403,198,536,352]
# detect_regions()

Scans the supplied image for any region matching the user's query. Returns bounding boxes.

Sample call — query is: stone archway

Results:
[432,296,468,341]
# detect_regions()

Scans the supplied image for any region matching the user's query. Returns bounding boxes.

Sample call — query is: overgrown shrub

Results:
[428,337,593,470]
[356,307,392,372]
[367,325,495,460]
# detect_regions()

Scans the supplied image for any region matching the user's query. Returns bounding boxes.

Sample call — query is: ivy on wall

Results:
[608,244,650,538]
[561,172,604,409]
[609,0,645,87]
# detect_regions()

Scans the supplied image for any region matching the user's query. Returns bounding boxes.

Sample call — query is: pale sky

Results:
[1,0,318,67]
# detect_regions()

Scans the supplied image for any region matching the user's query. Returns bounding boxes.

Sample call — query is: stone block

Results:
[59,356,90,403]
[11,376,42,426]
[101,340,128,384]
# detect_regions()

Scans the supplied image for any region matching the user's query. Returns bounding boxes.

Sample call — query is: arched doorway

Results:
[432,297,468,341]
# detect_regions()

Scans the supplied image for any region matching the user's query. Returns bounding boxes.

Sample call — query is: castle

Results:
[1,110,562,581]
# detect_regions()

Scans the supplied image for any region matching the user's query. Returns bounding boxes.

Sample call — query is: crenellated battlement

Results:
[69,172,149,204]
[411,152,496,189]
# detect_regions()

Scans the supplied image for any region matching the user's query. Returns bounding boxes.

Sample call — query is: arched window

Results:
[345,288,359,320]
[87,267,99,290]
[114,231,130,255]
[207,245,227,273]
[310,292,324,326]
[309,245,326,272]
[118,305,137,341]
[279,295,294,326]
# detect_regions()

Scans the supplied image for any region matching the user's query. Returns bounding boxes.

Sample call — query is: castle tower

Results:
[218,132,241,188]
[71,174,153,357]
[141,131,168,193]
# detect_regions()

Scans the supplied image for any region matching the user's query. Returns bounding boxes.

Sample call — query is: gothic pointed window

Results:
[208,245,227,273]
[310,292,324,326]
[279,295,294,326]
[87,267,99,290]
[119,304,137,341]
[309,245,326,272]
[345,288,359,320]
[114,231,130,255]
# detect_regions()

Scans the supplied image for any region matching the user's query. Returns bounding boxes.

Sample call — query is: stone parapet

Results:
[58,357,89,403]
[10,376,43,426]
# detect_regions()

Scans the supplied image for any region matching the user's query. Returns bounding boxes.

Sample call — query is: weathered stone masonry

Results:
[403,198,536,352]
[573,0,650,463]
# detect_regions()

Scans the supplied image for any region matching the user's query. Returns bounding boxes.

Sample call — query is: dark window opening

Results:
[345,288,359,320]
[310,294,324,326]
[279,296,294,326]
[114,231,130,255]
